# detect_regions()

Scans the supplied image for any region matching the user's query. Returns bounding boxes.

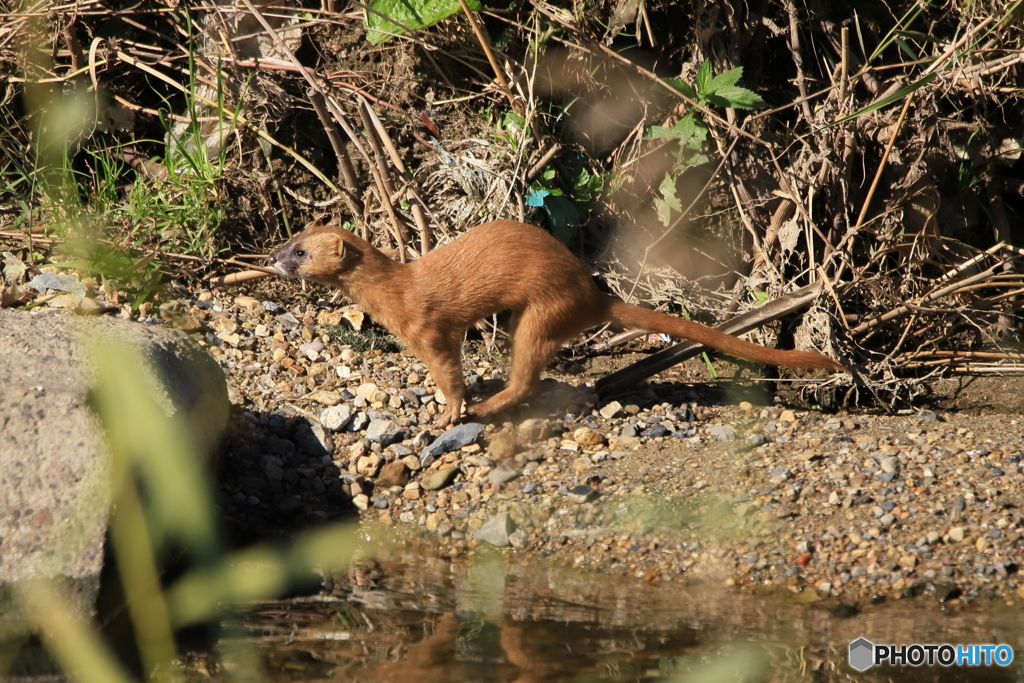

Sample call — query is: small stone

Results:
[421,466,459,491]
[573,427,605,448]
[599,401,624,419]
[366,419,403,446]
[352,494,369,511]
[565,485,599,503]
[233,295,263,315]
[473,512,515,547]
[899,554,917,571]
[424,423,485,458]
[377,462,410,488]
[294,423,332,456]
[355,383,381,399]
[880,456,899,473]
[356,454,383,478]
[307,389,341,406]
[879,513,896,528]
[948,527,965,543]
[321,405,354,431]
[210,317,238,336]
[641,425,669,439]
[487,463,521,485]
[299,341,324,361]
[706,424,736,442]
[780,410,797,423]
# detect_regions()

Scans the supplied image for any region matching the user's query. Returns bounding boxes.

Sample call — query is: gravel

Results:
[163,288,1024,606]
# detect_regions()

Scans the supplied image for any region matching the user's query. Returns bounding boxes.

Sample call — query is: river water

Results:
[200,545,1024,683]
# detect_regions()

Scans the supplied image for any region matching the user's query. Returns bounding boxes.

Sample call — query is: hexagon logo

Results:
[849,637,875,672]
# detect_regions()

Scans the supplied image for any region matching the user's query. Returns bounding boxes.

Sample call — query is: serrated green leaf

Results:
[665,77,698,99]
[676,114,708,150]
[696,59,713,96]
[706,66,744,94]
[708,85,767,109]
[365,0,481,44]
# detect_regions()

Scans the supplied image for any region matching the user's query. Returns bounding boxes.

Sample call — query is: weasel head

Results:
[268,226,360,286]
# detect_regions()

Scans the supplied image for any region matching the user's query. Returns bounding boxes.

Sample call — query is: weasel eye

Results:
[294,249,306,258]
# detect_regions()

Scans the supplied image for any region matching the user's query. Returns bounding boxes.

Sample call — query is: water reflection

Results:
[206,545,1024,683]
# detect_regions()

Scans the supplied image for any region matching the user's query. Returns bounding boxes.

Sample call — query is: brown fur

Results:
[269,221,846,426]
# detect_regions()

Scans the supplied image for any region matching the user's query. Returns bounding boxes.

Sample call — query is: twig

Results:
[851,259,1012,336]
[307,88,364,221]
[525,143,561,183]
[209,269,273,287]
[455,0,517,107]
[356,101,410,260]
[852,91,915,231]
[359,97,433,254]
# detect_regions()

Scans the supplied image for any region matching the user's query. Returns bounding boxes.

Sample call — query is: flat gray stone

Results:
[487,463,521,485]
[707,424,737,442]
[424,423,485,458]
[473,512,515,547]
[0,308,229,623]
[365,419,402,446]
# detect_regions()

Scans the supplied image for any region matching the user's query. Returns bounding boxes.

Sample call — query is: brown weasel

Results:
[269,221,846,426]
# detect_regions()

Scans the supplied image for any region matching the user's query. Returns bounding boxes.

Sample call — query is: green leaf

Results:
[894,38,919,61]
[365,0,481,44]
[695,59,713,96]
[675,114,708,150]
[656,174,682,226]
[750,290,770,306]
[502,109,526,130]
[709,85,767,109]
[646,125,676,139]
[665,77,697,100]
[705,66,744,94]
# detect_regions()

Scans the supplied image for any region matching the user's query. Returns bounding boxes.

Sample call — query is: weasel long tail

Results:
[608,301,847,372]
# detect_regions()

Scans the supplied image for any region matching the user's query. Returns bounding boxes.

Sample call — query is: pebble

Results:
[424,423,486,458]
[421,466,459,491]
[474,513,514,547]
[366,419,403,446]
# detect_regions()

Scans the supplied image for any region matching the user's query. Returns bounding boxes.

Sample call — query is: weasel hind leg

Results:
[468,309,562,419]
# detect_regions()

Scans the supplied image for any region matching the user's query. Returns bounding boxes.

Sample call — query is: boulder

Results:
[0,308,229,625]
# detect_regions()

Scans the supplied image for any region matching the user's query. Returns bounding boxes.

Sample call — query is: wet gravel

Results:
[154,289,1024,605]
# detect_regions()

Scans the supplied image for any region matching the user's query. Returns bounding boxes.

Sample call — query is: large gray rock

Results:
[0,308,229,628]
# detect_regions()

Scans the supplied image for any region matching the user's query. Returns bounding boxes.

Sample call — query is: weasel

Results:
[269,221,846,426]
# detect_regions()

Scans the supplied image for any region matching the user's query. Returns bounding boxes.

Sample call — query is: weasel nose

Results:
[268,251,278,265]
